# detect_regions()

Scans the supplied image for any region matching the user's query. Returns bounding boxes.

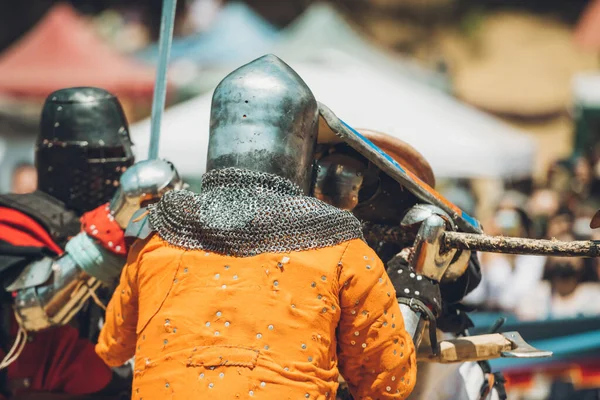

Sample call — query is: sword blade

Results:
[148,0,178,160]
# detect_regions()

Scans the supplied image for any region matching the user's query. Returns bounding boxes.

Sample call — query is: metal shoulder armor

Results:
[110,159,185,229]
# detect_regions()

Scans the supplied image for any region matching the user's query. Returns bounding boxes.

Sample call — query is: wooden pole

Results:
[362,223,600,257]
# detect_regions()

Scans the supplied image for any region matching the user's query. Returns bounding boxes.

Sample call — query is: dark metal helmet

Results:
[206,54,319,193]
[36,87,134,215]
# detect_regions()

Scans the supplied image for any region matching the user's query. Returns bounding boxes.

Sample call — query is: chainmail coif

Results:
[147,168,364,257]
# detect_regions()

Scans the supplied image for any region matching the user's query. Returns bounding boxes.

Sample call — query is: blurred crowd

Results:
[450,152,600,321]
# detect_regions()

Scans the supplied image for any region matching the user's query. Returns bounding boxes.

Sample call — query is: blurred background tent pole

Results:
[148,0,177,160]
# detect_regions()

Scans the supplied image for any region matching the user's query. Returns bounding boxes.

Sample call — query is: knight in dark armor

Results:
[313,129,506,400]
[0,87,138,399]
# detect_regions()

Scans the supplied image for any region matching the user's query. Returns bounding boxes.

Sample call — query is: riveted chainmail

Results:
[148,168,364,256]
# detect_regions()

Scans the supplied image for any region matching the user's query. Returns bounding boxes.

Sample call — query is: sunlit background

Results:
[1,1,600,398]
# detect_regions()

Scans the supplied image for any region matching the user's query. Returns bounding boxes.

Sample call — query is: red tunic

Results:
[0,206,112,395]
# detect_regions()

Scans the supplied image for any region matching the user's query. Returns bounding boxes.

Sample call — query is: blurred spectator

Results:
[546,207,575,239]
[527,187,560,238]
[464,205,546,313]
[10,163,37,194]
[517,233,600,321]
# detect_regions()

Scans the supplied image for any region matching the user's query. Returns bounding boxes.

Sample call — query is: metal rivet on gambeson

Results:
[163,339,168,344]
[222,284,227,289]
[249,391,254,396]
[173,328,177,333]
[393,349,397,355]
[208,383,214,388]
[383,322,388,327]
[362,310,368,315]
[264,345,269,350]
[392,324,396,329]
[199,373,204,379]
[165,383,170,388]
[225,321,230,327]
[214,331,220,336]
[398,269,403,274]
[216,311,222,317]
[261,382,266,387]
[268,325,274,330]
[351,310,356,315]
[404,288,410,294]
[233,275,238,280]
[410,273,415,278]
[308,356,313,362]
[354,331,359,336]
[363,256,368,260]
[366,265,371,270]
[321,275,326,281]
[165,319,170,324]
[311,282,316,288]
[378,278,383,283]
[386,386,391,392]
[362,343,367,348]
[317,294,322,299]
[273,280,279,286]
[291,304,296,308]
[219,373,224,379]
[206,322,211,327]
[184,268,188,273]
[331,305,336,311]
[305,394,310,398]
[215,274,220,279]
[301,343,307,349]
[225,265,230,270]
[284,367,289,371]
[392,376,396,381]
[351,340,356,345]
[257,333,262,339]
[322,307,327,313]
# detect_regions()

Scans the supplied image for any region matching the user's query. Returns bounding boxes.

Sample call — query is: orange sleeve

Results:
[95,237,145,367]
[337,239,417,399]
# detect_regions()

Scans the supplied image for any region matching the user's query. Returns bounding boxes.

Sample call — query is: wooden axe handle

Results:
[417,333,513,363]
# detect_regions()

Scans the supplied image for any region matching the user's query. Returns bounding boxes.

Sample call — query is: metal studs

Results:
[233,275,238,280]
[260,382,266,387]
[206,322,211,327]
[216,311,222,317]
[165,319,170,324]
[386,386,391,392]
[410,273,416,278]
[208,383,214,389]
[284,367,289,371]
[383,322,388,327]
[54,122,60,127]
[222,284,227,289]
[321,275,326,281]
[301,343,307,350]
[331,305,336,311]
[317,294,323,300]
[305,394,310,398]
[163,339,168,345]
[351,341,356,345]
[417,275,423,281]
[291,304,296,308]
[322,307,328,313]
[215,273,220,279]
[378,278,383,283]
[199,373,205,379]
[273,280,279,287]
[184,268,188,273]
[165,383,170,388]
[256,333,262,339]
[311,282,316,288]
[214,331,220,336]
[392,376,396,381]
[362,310,368,316]
[415,291,420,296]
[173,328,177,333]
[354,331,359,336]
[393,349,397,355]
[268,325,274,330]
[174,279,178,283]
[219,373,224,379]
[264,345,269,350]
[366,265,371,270]
[249,391,254,396]
[225,265,230,270]
[363,256,369,260]
[404,288,410,294]
[351,310,356,315]
[362,343,367,348]
[392,324,396,329]
[225,321,230,327]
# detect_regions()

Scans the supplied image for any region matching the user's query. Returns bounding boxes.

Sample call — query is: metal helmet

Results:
[36,87,135,215]
[206,54,319,194]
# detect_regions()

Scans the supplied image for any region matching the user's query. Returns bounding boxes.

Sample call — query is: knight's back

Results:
[129,234,371,398]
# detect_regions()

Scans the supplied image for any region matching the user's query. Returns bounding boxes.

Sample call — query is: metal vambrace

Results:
[10,232,123,332]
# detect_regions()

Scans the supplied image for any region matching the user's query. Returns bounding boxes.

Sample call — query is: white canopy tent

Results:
[131,56,536,181]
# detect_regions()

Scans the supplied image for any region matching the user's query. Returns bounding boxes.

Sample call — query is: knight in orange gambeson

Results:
[96,54,417,399]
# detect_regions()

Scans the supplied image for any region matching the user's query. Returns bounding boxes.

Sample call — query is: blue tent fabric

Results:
[136,2,278,65]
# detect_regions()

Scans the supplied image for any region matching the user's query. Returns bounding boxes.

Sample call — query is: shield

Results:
[317,103,483,234]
